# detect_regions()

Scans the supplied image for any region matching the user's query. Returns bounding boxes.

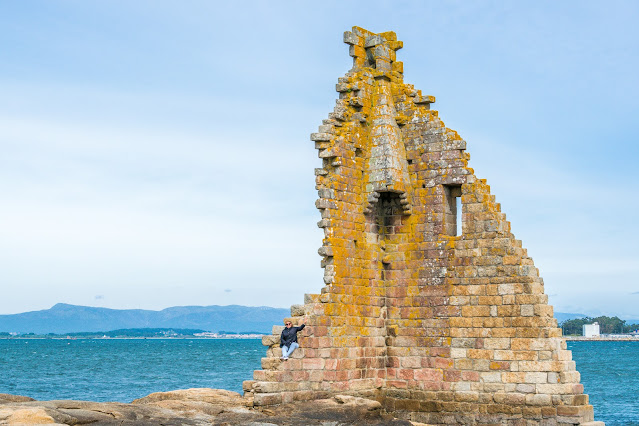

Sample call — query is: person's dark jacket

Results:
[280,324,305,348]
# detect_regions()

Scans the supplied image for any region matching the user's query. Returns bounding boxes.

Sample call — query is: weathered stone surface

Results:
[333,394,382,410]
[0,407,59,425]
[249,26,601,425]
[0,389,416,425]
[290,304,305,317]
[135,388,241,405]
[0,394,35,403]
[262,334,280,346]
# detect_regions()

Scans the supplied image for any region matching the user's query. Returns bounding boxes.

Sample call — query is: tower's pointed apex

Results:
[342,28,414,214]
[344,27,404,77]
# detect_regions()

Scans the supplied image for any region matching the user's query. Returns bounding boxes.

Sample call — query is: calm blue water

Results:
[0,339,635,425]
[568,341,639,426]
[0,338,263,402]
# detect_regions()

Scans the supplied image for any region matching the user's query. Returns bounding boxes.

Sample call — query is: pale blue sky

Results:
[1,1,637,318]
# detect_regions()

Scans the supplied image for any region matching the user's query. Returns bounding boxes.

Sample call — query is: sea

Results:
[0,339,636,425]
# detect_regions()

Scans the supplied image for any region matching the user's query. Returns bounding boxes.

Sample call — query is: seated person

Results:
[280,318,306,360]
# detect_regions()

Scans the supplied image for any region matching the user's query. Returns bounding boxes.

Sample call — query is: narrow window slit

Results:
[455,196,462,236]
[443,184,462,236]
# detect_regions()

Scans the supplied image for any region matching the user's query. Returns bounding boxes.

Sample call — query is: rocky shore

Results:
[0,388,420,425]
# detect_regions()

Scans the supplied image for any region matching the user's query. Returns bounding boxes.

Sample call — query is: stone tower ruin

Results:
[244,27,601,425]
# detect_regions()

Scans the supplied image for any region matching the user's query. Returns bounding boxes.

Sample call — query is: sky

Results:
[1,1,637,318]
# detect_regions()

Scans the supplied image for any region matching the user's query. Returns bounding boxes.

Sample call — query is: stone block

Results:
[343,31,361,46]
[260,357,280,370]
[253,381,286,394]
[266,346,282,358]
[302,358,325,370]
[311,132,332,141]
[523,406,544,419]
[480,372,502,383]
[304,293,320,304]
[253,392,282,406]
[520,304,534,316]
[483,338,511,350]
[516,383,535,393]
[364,34,384,47]
[414,368,443,382]
[572,394,589,406]
[489,361,510,371]
[290,304,305,316]
[262,335,280,346]
[454,391,479,402]
[526,394,552,406]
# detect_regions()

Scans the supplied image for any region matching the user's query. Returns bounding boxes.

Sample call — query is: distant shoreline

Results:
[0,336,264,340]
[565,335,639,341]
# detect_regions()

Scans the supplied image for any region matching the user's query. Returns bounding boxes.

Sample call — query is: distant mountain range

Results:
[0,304,290,334]
[0,304,633,335]
[553,312,587,323]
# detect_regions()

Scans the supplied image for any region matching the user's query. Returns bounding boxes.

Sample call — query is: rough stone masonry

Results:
[243,27,604,426]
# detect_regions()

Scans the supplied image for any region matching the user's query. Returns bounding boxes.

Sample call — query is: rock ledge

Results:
[0,389,419,425]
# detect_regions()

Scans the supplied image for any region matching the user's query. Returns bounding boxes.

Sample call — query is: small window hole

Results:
[443,184,462,236]
[456,196,462,236]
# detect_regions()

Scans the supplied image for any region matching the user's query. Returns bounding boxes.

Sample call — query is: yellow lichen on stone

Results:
[247,27,599,426]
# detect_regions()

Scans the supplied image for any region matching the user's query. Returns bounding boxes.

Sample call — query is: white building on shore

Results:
[582,322,600,337]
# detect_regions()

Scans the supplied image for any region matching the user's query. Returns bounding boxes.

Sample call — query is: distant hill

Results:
[68,328,208,338]
[0,304,290,334]
[554,312,639,325]
[554,312,588,323]
[0,305,628,334]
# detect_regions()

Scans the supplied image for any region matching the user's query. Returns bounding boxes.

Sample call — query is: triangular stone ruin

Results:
[243,27,602,426]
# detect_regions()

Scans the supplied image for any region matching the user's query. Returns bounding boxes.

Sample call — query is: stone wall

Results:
[244,27,601,425]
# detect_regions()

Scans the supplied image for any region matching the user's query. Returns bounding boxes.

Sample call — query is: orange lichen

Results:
[243,27,598,426]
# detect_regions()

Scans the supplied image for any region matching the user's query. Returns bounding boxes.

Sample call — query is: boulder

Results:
[132,387,246,406]
[0,407,59,425]
[0,389,413,425]
[0,394,35,403]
